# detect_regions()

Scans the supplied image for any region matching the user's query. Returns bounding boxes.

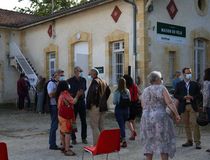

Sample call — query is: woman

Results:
[113,78,131,148]
[36,76,46,113]
[203,68,210,153]
[56,81,82,156]
[123,75,139,140]
[140,71,180,160]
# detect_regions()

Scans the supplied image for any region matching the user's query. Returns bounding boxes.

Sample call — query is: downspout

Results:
[123,0,138,81]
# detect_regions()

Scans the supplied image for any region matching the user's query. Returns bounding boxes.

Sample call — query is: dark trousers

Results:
[71,100,87,140]
[18,95,25,110]
[115,106,129,139]
[25,94,31,109]
[49,105,58,147]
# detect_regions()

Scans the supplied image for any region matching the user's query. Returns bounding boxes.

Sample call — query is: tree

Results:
[15,0,89,16]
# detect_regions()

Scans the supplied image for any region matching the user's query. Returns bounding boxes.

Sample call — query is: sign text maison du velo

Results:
[157,22,186,44]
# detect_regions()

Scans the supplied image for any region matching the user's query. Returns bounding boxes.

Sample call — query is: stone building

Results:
[0,0,209,103]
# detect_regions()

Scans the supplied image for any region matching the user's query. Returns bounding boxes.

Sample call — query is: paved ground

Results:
[0,105,210,160]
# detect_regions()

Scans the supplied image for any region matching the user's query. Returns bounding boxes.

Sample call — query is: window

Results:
[194,39,206,80]
[112,41,124,84]
[169,51,176,83]
[198,0,206,11]
[48,52,56,79]
[195,0,208,16]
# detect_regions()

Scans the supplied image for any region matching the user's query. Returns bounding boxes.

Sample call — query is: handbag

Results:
[197,109,209,126]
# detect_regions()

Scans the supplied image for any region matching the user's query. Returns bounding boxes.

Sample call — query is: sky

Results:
[0,0,31,11]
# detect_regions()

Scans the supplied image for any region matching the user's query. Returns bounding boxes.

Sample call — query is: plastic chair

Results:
[82,128,121,160]
[0,142,9,160]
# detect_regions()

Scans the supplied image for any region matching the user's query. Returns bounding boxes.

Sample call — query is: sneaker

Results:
[72,139,77,145]
[182,141,193,147]
[82,139,88,144]
[195,144,202,149]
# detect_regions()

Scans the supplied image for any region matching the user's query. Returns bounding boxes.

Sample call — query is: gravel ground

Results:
[0,106,210,160]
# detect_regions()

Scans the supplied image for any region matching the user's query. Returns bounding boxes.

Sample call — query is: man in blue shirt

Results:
[172,71,182,89]
[67,66,87,144]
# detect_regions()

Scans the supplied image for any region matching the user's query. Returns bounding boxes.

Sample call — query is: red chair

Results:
[82,128,121,160]
[0,142,9,160]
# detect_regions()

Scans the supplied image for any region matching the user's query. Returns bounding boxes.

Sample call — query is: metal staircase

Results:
[9,42,38,90]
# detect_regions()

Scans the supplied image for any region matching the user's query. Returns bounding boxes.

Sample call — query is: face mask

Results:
[185,74,192,80]
[80,72,83,77]
[59,76,65,81]
[87,75,92,81]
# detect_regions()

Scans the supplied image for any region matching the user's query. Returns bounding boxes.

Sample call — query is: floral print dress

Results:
[140,85,176,158]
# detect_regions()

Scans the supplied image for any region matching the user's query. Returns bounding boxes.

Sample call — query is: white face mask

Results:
[185,74,192,80]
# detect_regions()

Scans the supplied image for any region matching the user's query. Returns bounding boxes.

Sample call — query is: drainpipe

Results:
[123,0,138,81]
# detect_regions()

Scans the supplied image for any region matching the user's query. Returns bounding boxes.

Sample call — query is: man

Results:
[86,68,111,145]
[17,73,28,110]
[47,69,64,150]
[172,71,182,90]
[67,66,87,144]
[174,67,202,149]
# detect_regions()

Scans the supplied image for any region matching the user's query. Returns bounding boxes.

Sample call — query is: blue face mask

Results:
[80,72,83,77]
[87,75,92,81]
[59,76,65,81]
[185,74,192,80]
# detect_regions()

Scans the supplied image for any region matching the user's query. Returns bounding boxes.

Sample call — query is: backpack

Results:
[119,91,131,108]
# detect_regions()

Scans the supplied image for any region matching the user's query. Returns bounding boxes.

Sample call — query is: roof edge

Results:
[17,0,114,30]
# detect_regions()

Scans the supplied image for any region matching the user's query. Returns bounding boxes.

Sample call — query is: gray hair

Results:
[147,71,162,84]
[91,68,99,76]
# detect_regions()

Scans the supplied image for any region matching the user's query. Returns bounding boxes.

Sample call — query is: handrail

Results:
[9,42,38,89]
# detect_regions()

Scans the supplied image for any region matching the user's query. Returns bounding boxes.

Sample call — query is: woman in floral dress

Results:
[140,71,181,160]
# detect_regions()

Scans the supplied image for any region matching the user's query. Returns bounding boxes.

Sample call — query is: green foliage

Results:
[15,0,89,16]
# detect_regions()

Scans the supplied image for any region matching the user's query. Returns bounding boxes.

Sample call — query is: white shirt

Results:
[47,81,57,105]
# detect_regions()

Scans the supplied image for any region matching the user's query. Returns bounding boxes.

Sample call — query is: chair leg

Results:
[117,152,120,160]
[106,154,109,160]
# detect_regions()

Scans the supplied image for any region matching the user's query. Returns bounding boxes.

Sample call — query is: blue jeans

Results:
[115,106,129,139]
[49,105,58,147]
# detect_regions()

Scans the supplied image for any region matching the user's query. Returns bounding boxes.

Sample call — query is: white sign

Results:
[157,34,186,44]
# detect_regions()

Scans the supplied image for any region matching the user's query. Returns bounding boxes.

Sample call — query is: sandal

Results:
[60,148,65,153]
[64,150,76,156]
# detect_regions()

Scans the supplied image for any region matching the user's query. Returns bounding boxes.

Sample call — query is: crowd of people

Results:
[16,66,210,159]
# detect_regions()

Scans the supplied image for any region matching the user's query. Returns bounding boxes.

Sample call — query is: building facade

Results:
[0,0,209,103]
